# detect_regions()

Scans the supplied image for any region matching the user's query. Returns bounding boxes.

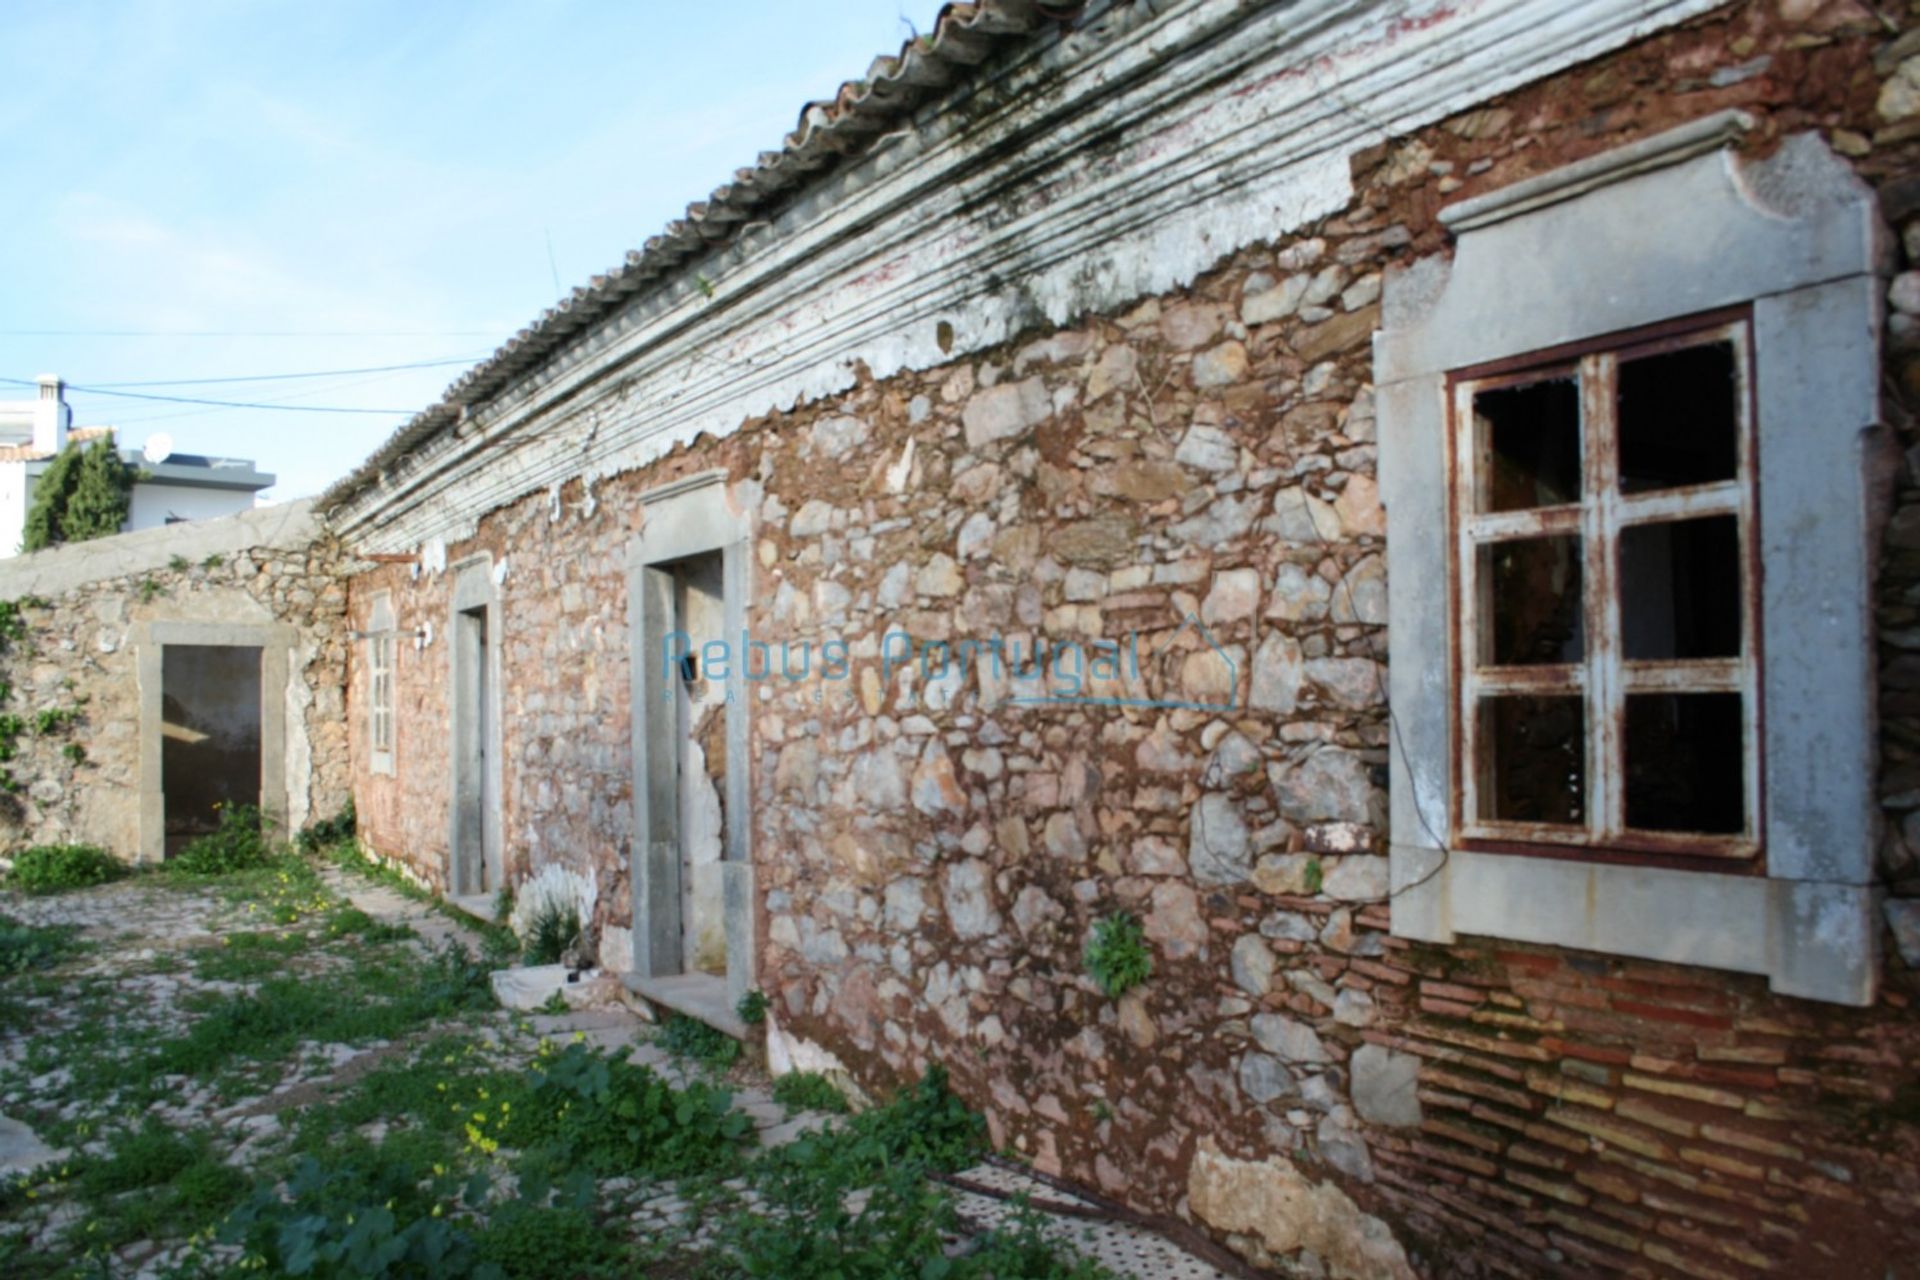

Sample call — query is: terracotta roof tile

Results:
[321,0,1077,515]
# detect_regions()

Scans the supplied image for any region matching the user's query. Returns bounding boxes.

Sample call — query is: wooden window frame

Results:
[1446,306,1763,867]
[368,593,396,774]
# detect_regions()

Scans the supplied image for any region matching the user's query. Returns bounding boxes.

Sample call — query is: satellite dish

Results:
[142,433,174,465]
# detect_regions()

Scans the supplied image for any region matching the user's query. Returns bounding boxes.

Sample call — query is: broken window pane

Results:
[1480,536,1584,666]
[1475,376,1581,513]
[1478,696,1586,826]
[1620,515,1742,660]
[1625,693,1744,834]
[1618,341,1739,493]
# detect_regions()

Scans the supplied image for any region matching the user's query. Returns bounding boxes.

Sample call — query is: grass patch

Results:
[190,928,309,982]
[7,843,126,895]
[0,913,82,975]
[771,1071,849,1116]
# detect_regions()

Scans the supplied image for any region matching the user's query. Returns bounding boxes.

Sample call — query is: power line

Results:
[0,377,412,415]
[87,355,487,389]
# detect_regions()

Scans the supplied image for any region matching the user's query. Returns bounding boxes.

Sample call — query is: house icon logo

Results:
[1010,612,1239,713]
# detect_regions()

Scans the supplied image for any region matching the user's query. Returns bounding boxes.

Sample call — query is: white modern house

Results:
[0,376,273,557]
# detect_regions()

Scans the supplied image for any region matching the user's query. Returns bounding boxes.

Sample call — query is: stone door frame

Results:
[625,470,755,1008]
[135,619,293,865]
[449,555,504,897]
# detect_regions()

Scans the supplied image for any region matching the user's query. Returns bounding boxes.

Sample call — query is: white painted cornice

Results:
[330,0,1725,554]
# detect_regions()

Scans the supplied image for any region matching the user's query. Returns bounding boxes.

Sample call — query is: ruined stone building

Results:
[6,1,1920,1274]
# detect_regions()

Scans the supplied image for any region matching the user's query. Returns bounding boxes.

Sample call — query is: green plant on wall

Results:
[22,438,137,552]
[1084,911,1153,999]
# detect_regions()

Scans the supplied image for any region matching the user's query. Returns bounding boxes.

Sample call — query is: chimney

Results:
[33,376,69,456]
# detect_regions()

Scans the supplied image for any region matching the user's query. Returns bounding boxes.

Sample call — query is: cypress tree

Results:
[21,439,134,552]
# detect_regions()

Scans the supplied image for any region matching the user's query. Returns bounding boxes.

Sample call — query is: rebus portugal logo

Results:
[661,613,1238,713]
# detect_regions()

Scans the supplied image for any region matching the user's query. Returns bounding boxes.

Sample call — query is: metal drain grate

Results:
[945,1162,1230,1280]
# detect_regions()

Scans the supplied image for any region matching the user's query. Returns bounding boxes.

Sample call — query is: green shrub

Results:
[736,988,770,1024]
[507,1040,752,1177]
[519,895,580,966]
[296,799,357,854]
[172,804,274,875]
[721,1162,960,1279]
[472,1180,619,1279]
[658,1012,741,1072]
[0,913,81,974]
[756,1064,983,1213]
[9,843,126,894]
[1084,911,1152,999]
[220,1153,489,1278]
[771,1071,849,1116]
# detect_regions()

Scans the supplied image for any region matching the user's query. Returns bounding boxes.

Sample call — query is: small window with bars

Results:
[1448,312,1759,861]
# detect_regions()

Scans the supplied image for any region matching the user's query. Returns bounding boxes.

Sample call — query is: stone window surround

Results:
[134,619,292,865]
[624,469,756,1009]
[448,555,504,897]
[367,591,396,777]
[1376,112,1890,1006]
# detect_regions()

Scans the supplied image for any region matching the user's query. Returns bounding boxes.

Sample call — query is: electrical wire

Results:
[0,377,411,415]
[86,355,488,389]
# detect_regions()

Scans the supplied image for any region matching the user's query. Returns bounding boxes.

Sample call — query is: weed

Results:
[30,707,78,735]
[168,554,191,573]
[0,913,82,974]
[220,1152,490,1277]
[172,804,274,875]
[296,799,357,854]
[60,742,84,765]
[770,1071,848,1116]
[201,553,225,569]
[1084,911,1152,999]
[509,1040,753,1177]
[520,895,579,966]
[192,929,308,982]
[326,906,416,944]
[658,1012,740,1073]
[138,576,164,603]
[1304,856,1324,895]
[492,883,514,924]
[536,990,569,1015]
[735,988,769,1025]
[8,843,126,894]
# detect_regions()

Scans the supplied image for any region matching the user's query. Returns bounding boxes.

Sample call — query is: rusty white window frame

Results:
[368,592,396,774]
[1448,310,1761,864]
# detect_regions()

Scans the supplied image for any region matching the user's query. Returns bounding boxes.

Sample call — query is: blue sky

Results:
[0,1,947,499]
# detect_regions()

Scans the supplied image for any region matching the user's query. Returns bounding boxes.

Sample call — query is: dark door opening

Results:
[161,645,262,858]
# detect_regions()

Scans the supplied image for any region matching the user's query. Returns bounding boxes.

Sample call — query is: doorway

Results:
[449,558,502,904]
[671,552,729,977]
[160,645,262,857]
[625,471,755,1024]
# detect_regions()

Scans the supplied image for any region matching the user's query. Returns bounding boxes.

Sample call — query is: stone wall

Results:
[0,502,352,859]
[346,4,1920,1276]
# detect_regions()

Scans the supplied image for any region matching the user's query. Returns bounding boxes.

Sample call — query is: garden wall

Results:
[0,502,353,862]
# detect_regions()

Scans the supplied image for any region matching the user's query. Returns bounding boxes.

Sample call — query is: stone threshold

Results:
[622,971,749,1042]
